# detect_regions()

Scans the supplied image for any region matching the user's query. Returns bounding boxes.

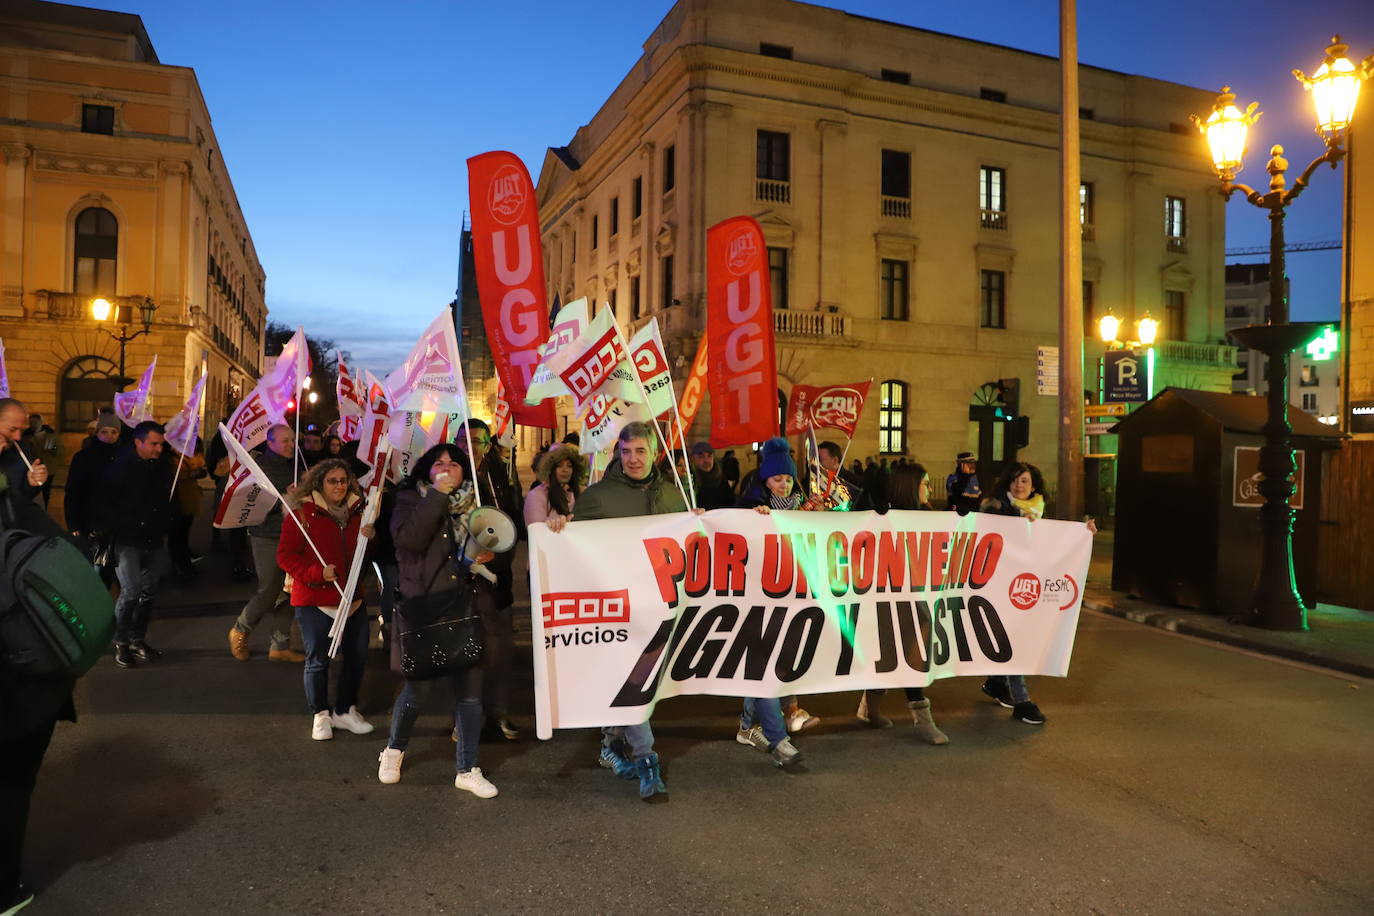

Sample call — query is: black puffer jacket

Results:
[64,437,120,533]
[98,449,176,548]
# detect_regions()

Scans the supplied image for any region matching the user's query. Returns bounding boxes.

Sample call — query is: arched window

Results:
[879,380,907,454]
[74,207,118,297]
[60,356,118,433]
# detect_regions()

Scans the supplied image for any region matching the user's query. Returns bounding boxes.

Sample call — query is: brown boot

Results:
[228,627,250,661]
[268,648,306,663]
[856,690,893,728]
[908,698,949,745]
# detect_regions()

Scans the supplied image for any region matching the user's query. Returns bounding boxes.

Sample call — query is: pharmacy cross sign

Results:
[1304,326,1338,361]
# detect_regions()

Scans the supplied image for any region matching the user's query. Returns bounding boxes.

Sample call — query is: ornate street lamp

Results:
[1192,37,1372,630]
[91,295,158,390]
[1097,310,1157,349]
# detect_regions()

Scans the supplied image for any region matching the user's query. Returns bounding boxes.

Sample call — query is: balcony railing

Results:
[1166,235,1188,253]
[756,179,791,204]
[773,309,849,339]
[36,291,153,322]
[1156,339,1237,366]
[980,208,1007,230]
[881,195,911,219]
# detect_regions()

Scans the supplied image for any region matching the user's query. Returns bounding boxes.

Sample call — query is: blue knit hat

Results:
[758,437,798,482]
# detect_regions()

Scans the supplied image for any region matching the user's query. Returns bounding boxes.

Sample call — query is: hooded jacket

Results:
[573,458,686,521]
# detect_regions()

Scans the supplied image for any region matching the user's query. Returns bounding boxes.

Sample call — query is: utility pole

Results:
[1058,0,1085,520]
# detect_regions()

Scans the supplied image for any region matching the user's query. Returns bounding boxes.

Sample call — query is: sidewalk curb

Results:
[1083,596,1374,681]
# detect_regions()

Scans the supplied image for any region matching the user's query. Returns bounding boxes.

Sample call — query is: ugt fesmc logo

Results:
[725,228,759,276]
[541,590,631,648]
[1008,572,1079,611]
[488,164,528,225]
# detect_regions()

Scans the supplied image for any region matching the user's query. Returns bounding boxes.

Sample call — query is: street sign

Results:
[1084,419,1118,436]
[1036,345,1059,396]
[1085,402,1132,418]
[1103,349,1150,403]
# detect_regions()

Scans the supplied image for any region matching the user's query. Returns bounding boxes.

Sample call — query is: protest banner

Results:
[785,381,872,437]
[113,357,156,427]
[706,216,776,447]
[665,335,708,450]
[467,150,556,428]
[529,510,1091,738]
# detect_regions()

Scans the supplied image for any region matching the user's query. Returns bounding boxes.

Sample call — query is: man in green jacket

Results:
[547,421,693,800]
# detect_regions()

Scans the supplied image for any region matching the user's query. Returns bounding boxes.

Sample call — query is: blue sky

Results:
[119,0,1373,372]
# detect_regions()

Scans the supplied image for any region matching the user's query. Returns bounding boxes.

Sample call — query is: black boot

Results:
[130,640,161,661]
[113,644,138,668]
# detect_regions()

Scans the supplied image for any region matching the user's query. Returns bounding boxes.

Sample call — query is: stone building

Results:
[0,0,265,448]
[1225,262,1340,424]
[534,0,1236,491]
[1344,117,1372,436]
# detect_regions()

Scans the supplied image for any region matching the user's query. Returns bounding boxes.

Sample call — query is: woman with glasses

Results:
[276,458,376,741]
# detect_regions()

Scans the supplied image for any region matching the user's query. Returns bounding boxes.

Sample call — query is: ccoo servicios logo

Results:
[541,589,631,648]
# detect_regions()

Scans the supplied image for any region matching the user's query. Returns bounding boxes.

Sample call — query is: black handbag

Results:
[396,557,484,681]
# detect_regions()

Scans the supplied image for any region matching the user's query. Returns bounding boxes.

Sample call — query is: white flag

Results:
[0,338,9,398]
[525,297,590,404]
[626,317,675,417]
[540,306,644,411]
[113,357,157,428]
[335,351,366,442]
[385,310,468,416]
[164,370,207,456]
[261,328,310,419]
[578,394,650,455]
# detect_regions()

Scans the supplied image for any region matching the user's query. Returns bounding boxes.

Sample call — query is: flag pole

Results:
[611,322,694,510]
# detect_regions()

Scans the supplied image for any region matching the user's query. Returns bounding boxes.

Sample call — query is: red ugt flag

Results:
[467,151,556,428]
[784,381,871,437]
[706,216,777,447]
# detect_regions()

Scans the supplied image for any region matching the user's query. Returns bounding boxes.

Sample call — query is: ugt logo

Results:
[726,229,759,276]
[1008,572,1041,610]
[488,164,528,225]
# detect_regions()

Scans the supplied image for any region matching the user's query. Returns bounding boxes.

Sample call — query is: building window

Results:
[979,87,1008,103]
[630,275,642,320]
[756,130,790,203]
[60,355,117,432]
[759,42,793,59]
[591,214,599,251]
[1082,280,1095,334]
[1300,364,1319,387]
[632,177,643,219]
[980,269,1006,328]
[879,381,907,454]
[660,255,674,308]
[1080,182,1095,240]
[73,206,118,297]
[881,149,911,218]
[1079,107,1095,120]
[979,166,1006,229]
[1165,196,1187,251]
[1301,392,1318,412]
[880,259,909,321]
[610,197,620,237]
[81,104,115,135]
[663,145,676,194]
[1165,289,1186,339]
[768,247,789,310]
[880,68,911,84]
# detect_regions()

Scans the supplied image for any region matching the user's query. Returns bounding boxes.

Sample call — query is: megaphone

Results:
[466,506,518,555]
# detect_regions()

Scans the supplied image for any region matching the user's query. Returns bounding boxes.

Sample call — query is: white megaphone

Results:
[463,506,518,584]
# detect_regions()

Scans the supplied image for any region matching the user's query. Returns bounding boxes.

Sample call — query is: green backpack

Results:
[0,522,116,679]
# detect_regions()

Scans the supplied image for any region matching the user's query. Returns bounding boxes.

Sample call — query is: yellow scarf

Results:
[1009,492,1045,520]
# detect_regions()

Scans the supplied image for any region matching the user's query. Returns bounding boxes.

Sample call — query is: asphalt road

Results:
[22,591,1374,915]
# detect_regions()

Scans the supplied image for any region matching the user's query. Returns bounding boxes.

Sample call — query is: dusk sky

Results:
[118,0,1373,374]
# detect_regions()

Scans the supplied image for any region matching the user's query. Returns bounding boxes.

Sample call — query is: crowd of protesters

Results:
[0,393,1096,910]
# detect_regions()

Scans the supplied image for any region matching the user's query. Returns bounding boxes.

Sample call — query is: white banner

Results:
[529,510,1092,738]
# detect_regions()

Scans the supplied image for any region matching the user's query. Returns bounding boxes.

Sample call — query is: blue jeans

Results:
[740,698,788,748]
[388,668,484,772]
[990,675,1031,704]
[296,606,369,715]
[112,544,164,645]
[602,722,654,761]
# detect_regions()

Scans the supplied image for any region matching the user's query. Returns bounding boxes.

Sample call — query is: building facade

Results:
[1345,116,1372,436]
[0,0,265,448]
[1225,262,1340,424]
[534,0,1236,493]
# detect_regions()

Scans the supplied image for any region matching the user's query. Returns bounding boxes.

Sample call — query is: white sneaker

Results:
[453,767,498,798]
[331,706,375,735]
[786,708,819,733]
[377,748,404,784]
[311,711,333,741]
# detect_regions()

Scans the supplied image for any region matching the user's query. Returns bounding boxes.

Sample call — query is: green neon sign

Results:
[1305,326,1338,361]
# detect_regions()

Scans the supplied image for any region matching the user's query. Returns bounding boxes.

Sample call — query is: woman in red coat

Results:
[277,458,375,741]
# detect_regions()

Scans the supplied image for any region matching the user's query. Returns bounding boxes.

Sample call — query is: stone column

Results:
[1,144,30,317]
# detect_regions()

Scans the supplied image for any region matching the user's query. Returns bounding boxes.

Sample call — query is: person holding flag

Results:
[276,459,376,741]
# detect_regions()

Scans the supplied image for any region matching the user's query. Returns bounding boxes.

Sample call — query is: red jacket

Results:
[276,492,365,609]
